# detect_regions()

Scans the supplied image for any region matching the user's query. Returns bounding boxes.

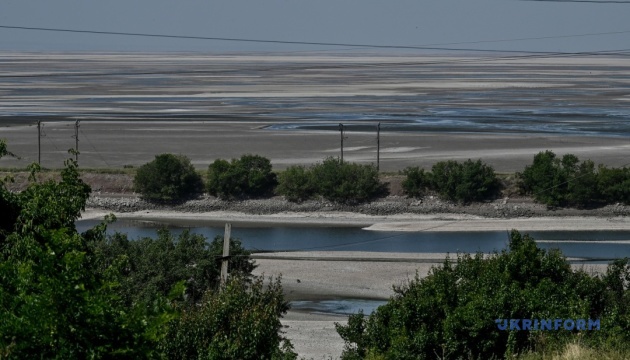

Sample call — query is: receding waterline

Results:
[76,219,630,261]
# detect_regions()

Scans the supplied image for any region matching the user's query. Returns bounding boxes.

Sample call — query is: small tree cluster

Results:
[277,157,386,204]
[89,229,256,306]
[0,141,294,359]
[160,276,297,360]
[1,149,162,358]
[207,154,277,199]
[519,150,630,207]
[133,153,203,202]
[402,159,500,203]
[336,230,630,359]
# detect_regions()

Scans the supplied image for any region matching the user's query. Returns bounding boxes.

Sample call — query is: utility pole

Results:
[220,223,231,287]
[37,120,41,165]
[339,123,345,162]
[376,122,381,172]
[74,119,80,162]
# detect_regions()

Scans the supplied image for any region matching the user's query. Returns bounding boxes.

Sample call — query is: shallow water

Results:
[290,299,387,316]
[76,219,630,261]
[2,53,630,137]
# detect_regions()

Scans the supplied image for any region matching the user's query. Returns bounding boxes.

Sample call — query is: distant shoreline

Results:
[81,206,630,233]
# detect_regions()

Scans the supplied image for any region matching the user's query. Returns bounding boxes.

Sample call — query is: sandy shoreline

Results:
[79,209,625,359]
[81,208,630,232]
[251,251,609,359]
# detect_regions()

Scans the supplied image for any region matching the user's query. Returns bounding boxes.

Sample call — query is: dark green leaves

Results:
[402,159,500,203]
[207,154,277,199]
[336,231,630,359]
[277,157,386,204]
[133,153,203,202]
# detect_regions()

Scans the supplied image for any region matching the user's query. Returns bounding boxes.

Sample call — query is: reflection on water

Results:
[76,219,630,261]
[290,299,387,316]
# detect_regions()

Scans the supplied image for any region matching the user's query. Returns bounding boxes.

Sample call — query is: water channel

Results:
[77,219,630,261]
[76,219,630,315]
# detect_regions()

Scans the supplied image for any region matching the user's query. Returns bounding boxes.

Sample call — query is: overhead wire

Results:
[0,24,618,55]
[79,127,112,167]
[4,24,628,254]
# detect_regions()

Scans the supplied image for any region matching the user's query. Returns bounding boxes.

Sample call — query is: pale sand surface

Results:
[79,209,618,359]
[3,121,630,173]
[81,209,630,232]
[253,252,609,359]
[2,54,629,173]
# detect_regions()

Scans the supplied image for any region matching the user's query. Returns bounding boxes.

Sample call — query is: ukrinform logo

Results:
[495,319,600,331]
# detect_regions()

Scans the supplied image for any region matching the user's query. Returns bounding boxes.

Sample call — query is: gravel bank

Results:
[85,194,630,219]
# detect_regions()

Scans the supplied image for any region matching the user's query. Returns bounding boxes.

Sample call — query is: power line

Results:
[79,127,111,167]
[416,30,630,46]
[1,24,629,55]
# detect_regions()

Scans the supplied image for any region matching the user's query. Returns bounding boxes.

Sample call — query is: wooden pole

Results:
[74,119,80,162]
[376,122,381,171]
[37,120,41,165]
[220,223,231,286]
[339,123,344,163]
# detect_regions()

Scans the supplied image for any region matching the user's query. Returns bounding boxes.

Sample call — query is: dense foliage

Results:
[160,276,297,360]
[400,166,431,198]
[133,153,203,202]
[402,159,500,203]
[277,157,386,204]
[207,154,277,199]
[336,230,630,359]
[276,165,315,202]
[0,149,165,358]
[519,151,630,207]
[0,141,294,359]
[90,229,256,306]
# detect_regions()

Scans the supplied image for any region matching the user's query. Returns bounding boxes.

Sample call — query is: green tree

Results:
[430,159,500,203]
[336,230,630,359]
[276,165,316,202]
[401,166,431,198]
[160,276,297,360]
[519,151,605,208]
[0,143,293,359]
[133,153,203,202]
[0,151,170,358]
[90,229,256,306]
[597,166,630,205]
[311,157,385,204]
[566,159,599,207]
[207,154,277,199]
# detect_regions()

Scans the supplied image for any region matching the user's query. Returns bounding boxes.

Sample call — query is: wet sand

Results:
[81,209,630,232]
[5,53,629,359]
[1,53,630,172]
[252,251,609,359]
[2,120,630,173]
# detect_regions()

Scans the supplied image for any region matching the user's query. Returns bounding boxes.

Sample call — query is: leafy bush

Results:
[597,165,630,204]
[312,157,385,204]
[401,166,431,198]
[276,157,386,203]
[160,276,297,360]
[90,229,256,306]
[403,159,499,203]
[0,153,168,358]
[432,159,500,203]
[276,157,386,204]
[518,151,630,208]
[133,153,203,202]
[276,165,315,202]
[207,154,277,199]
[336,230,630,359]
